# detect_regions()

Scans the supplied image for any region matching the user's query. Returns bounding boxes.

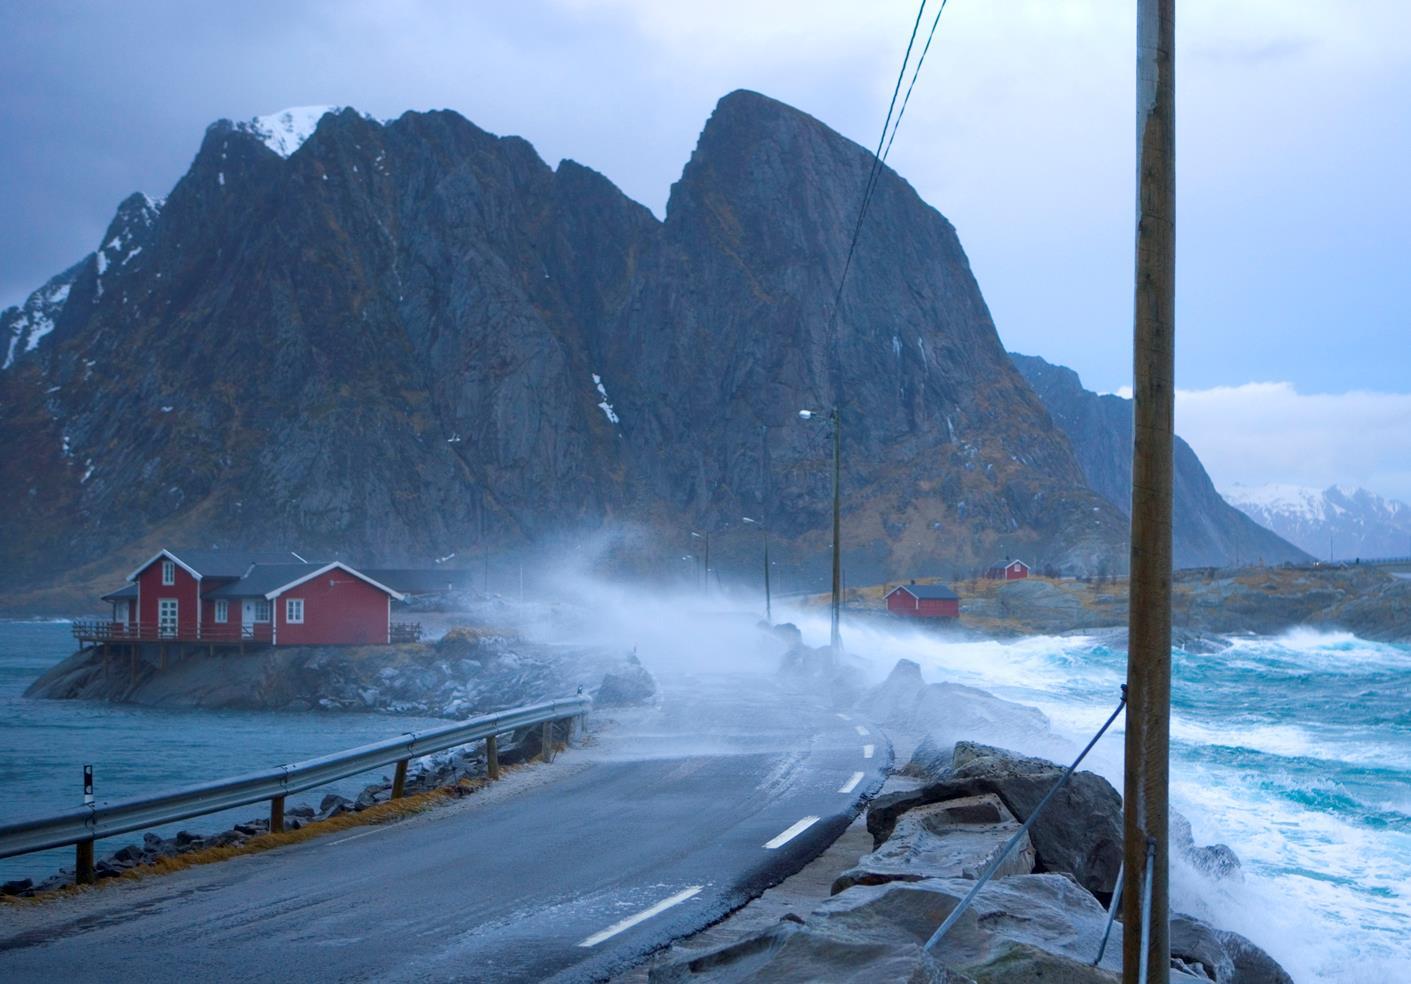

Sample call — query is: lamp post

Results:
[742,516,771,622]
[690,530,710,591]
[799,407,841,651]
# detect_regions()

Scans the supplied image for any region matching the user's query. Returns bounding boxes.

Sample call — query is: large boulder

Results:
[1168,914,1294,984]
[858,660,1053,753]
[1172,811,1243,880]
[810,874,1123,975]
[594,651,657,706]
[647,917,967,983]
[960,942,1120,983]
[833,793,1034,894]
[868,742,1122,899]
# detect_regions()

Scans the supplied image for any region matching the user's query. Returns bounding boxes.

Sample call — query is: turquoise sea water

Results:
[0,620,446,885]
[818,615,1411,983]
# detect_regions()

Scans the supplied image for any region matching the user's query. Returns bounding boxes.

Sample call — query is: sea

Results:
[0,620,446,886]
[2,616,1408,981]
[822,615,1411,983]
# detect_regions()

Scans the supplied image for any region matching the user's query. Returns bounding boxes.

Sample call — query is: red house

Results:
[89,549,409,647]
[884,582,960,619]
[984,559,1031,581]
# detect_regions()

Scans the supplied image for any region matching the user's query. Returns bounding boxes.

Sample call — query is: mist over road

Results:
[0,672,888,983]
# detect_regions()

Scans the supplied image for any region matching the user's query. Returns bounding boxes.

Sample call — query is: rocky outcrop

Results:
[867,741,1122,900]
[954,564,1411,643]
[1010,352,1307,569]
[653,734,1292,983]
[25,629,652,718]
[831,793,1034,894]
[648,919,962,983]
[858,659,1053,752]
[1,92,1135,609]
[594,651,657,707]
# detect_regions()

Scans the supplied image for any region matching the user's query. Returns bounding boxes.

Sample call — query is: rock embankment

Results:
[651,661,1292,983]
[25,626,654,719]
[954,565,1411,643]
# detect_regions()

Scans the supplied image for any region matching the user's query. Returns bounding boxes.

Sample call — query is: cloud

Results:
[1173,382,1411,502]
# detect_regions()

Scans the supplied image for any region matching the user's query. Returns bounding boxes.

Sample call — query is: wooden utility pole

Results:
[1124,0,1175,981]
[830,406,842,652]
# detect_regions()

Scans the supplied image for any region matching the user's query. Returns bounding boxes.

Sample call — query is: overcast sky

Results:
[2,1,1408,498]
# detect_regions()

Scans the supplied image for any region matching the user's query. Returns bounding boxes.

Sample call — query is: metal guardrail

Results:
[0,696,591,883]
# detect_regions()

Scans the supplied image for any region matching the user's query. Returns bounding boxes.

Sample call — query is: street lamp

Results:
[799,407,841,652]
[690,530,710,591]
[742,516,771,622]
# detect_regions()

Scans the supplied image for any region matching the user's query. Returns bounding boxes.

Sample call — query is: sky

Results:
[2,1,1408,499]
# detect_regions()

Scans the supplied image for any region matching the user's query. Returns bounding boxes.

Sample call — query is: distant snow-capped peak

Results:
[1223,483,1411,558]
[237,106,342,158]
[1223,483,1339,522]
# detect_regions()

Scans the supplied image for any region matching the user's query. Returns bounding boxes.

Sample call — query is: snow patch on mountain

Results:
[238,106,341,157]
[3,280,74,370]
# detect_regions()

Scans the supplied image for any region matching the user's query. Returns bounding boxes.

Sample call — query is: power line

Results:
[825,0,950,344]
[882,0,949,164]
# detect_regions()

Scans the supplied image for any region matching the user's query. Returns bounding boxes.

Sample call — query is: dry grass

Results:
[1,757,555,907]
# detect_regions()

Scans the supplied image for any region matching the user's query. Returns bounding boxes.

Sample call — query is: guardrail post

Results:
[541,721,554,763]
[76,839,95,885]
[270,795,285,833]
[486,735,500,780]
[391,759,409,799]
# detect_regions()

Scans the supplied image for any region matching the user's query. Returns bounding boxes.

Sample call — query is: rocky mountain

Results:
[0,92,1133,603]
[1010,353,1307,568]
[1223,484,1411,561]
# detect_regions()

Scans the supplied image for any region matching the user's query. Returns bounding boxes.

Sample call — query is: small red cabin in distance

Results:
[884,582,960,619]
[984,559,1030,581]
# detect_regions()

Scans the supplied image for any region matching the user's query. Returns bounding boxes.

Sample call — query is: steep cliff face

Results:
[1,92,1129,596]
[1009,352,1308,568]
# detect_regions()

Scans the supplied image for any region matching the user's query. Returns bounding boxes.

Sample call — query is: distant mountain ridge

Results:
[1,92,1137,598]
[1223,484,1411,561]
[1010,353,1308,568]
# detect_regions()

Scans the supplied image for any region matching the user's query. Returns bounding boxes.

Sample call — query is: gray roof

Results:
[171,549,312,579]
[101,583,139,601]
[205,563,326,598]
[361,568,476,595]
[890,583,958,601]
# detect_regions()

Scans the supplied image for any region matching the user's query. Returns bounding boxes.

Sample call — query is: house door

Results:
[242,600,256,638]
[158,599,178,638]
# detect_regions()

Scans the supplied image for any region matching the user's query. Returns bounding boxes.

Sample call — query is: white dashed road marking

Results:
[863,744,875,759]
[838,771,865,794]
[854,725,869,736]
[577,886,704,947]
[763,816,821,850]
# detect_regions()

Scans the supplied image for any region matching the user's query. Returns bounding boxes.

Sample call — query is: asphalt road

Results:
[0,673,890,983]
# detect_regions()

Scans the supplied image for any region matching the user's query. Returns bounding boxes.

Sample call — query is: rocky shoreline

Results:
[645,659,1293,983]
[886,564,1411,644]
[24,626,656,719]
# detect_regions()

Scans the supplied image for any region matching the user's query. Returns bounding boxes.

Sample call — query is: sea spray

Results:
[779,607,1410,982]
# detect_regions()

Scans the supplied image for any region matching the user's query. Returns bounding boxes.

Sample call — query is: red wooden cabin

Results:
[884,582,960,619]
[984,559,1031,581]
[87,549,408,646]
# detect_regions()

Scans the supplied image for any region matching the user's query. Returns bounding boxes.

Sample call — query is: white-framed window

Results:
[254,600,272,623]
[161,559,176,585]
[285,598,304,624]
[214,599,228,623]
[158,598,178,637]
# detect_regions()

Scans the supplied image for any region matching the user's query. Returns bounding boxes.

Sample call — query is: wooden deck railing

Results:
[71,621,273,645]
[390,621,423,643]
